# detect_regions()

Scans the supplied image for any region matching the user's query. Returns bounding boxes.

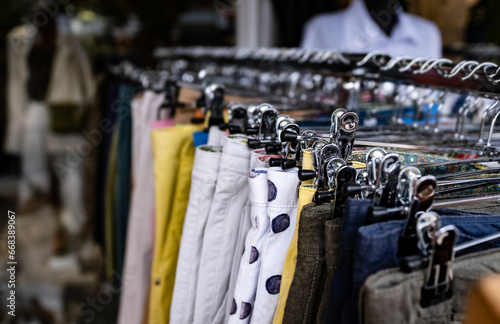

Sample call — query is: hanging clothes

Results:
[118,90,168,324]
[170,145,223,324]
[149,124,202,324]
[250,167,300,323]
[193,135,252,324]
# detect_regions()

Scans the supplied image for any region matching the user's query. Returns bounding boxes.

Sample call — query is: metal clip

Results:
[416,212,441,256]
[222,102,248,134]
[421,225,458,307]
[400,211,441,272]
[373,153,401,208]
[366,148,388,187]
[398,175,438,257]
[247,104,279,149]
[204,83,225,127]
[333,111,359,161]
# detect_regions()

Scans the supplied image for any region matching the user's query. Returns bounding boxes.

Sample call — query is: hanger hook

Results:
[414,58,438,74]
[448,61,479,78]
[333,52,351,65]
[486,102,500,147]
[462,62,497,80]
[399,57,429,72]
[298,50,314,64]
[478,99,500,145]
[357,51,386,67]
[381,55,412,71]
[419,58,453,75]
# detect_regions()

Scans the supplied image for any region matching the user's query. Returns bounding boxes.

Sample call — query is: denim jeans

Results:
[323,198,372,324]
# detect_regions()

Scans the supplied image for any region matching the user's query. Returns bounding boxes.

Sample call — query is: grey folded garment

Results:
[316,218,343,324]
[360,247,500,324]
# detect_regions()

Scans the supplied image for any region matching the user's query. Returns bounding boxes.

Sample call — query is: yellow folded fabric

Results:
[464,274,500,324]
[148,125,202,324]
[302,149,314,185]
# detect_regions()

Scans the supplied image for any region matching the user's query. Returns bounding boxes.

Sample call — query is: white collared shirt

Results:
[300,0,442,58]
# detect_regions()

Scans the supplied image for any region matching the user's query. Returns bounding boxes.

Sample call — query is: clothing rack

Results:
[107,48,500,324]
[154,47,500,98]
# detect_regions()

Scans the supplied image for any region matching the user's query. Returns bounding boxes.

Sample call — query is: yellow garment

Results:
[464,274,500,324]
[148,125,202,324]
[352,161,366,169]
[273,184,316,324]
[104,125,119,279]
[302,149,314,185]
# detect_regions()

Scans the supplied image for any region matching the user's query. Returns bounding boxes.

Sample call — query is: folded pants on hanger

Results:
[273,184,316,324]
[229,168,270,324]
[193,135,252,324]
[360,248,500,324]
[149,124,201,324]
[170,145,223,324]
[251,167,300,324]
[118,90,172,324]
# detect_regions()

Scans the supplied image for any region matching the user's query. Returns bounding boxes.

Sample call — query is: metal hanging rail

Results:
[155,47,500,98]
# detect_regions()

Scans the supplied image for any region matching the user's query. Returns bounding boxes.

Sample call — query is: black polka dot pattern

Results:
[230,298,237,315]
[266,275,282,294]
[249,246,259,264]
[267,180,277,201]
[239,302,252,319]
[272,214,290,233]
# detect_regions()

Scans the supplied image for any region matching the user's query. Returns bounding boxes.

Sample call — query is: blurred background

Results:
[1,0,500,323]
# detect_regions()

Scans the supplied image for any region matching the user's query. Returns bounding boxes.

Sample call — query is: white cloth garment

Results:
[117,91,165,324]
[301,0,442,58]
[193,135,252,324]
[224,149,276,321]
[208,125,227,146]
[229,168,270,323]
[18,101,50,206]
[5,25,35,154]
[251,167,300,324]
[6,16,94,236]
[170,145,223,324]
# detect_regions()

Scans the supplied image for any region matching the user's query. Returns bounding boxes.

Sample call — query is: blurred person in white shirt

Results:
[301,0,442,58]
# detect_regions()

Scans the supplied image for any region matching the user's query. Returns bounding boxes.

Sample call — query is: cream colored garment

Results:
[8,17,95,237]
[5,18,95,154]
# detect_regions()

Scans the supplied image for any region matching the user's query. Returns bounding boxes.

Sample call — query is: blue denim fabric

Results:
[340,209,500,324]
[193,131,209,147]
[323,198,372,324]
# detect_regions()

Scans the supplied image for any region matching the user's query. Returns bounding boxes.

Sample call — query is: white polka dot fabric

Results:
[170,145,223,324]
[224,149,279,321]
[193,135,252,324]
[250,167,300,324]
[229,168,270,323]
